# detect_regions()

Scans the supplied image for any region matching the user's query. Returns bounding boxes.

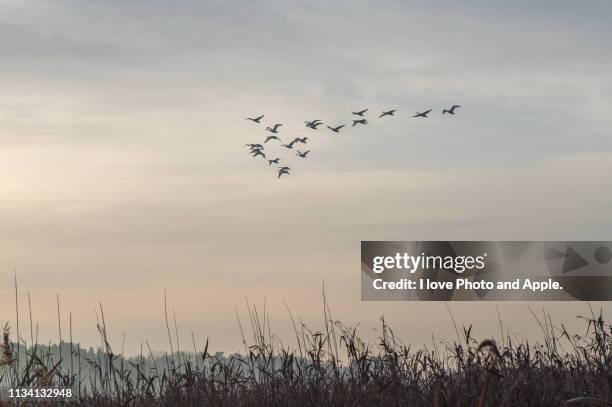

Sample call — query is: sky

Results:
[1,0,612,355]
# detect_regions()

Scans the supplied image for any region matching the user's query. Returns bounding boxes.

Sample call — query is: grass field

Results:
[1,296,611,406]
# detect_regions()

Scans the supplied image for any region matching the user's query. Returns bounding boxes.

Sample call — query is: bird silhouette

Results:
[327,125,345,133]
[278,168,291,178]
[413,109,432,118]
[251,149,265,159]
[442,105,461,115]
[305,120,323,129]
[265,135,281,143]
[246,114,264,123]
[379,110,396,118]
[281,140,298,149]
[245,143,263,150]
[243,103,464,181]
[266,124,283,133]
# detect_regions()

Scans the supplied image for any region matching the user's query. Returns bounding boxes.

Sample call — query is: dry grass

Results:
[1,296,611,406]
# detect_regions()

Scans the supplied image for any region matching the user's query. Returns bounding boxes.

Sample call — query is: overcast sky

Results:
[1,0,612,355]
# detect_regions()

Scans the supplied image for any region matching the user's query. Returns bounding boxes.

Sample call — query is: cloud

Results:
[1,0,611,353]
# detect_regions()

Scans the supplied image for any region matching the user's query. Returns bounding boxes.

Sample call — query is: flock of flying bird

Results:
[244,105,461,178]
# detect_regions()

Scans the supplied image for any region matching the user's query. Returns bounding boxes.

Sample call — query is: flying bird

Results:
[379,110,396,118]
[279,166,291,171]
[327,125,345,133]
[266,124,283,133]
[265,135,280,143]
[268,158,280,165]
[352,119,368,127]
[278,168,291,178]
[305,120,323,129]
[443,105,461,115]
[281,140,298,149]
[293,137,308,144]
[296,150,310,158]
[352,109,368,116]
[246,114,264,123]
[245,143,263,150]
[413,109,433,118]
[251,149,265,159]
